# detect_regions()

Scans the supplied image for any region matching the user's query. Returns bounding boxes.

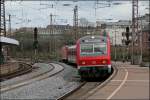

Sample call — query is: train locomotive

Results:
[61,35,111,78]
[76,35,111,78]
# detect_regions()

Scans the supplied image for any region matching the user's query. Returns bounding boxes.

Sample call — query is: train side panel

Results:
[67,45,76,63]
[61,46,68,62]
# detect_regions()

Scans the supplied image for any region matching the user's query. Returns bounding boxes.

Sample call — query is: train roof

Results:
[0,36,19,45]
[80,35,107,39]
[78,35,107,43]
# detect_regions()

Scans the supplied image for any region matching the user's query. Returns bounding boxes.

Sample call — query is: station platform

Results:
[86,62,149,99]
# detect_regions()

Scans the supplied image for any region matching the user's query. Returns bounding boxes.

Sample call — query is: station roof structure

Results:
[0,36,19,45]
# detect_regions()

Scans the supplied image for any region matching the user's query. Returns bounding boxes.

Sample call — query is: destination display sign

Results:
[80,38,106,43]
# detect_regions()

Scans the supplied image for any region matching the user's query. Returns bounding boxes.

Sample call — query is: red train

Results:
[61,35,111,78]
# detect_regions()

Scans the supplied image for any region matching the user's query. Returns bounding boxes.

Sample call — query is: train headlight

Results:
[82,61,85,65]
[102,60,107,64]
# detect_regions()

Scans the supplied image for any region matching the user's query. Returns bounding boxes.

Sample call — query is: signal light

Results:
[125,40,130,46]
[122,27,131,46]
[34,27,38,41]
[126,27,129,33]
[125,27,130,41]
[33,27,38,49]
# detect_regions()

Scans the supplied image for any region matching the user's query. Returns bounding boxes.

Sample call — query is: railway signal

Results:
[33,27,38,62]
[125,40,130,46]
[124,27,131,46]
[33,27,38,49]
[125,27,129,41]
[122,27,131,62]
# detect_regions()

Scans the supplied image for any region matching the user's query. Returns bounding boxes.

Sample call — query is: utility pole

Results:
[50,14,53,30]
[131,0,138,64]
[73,5,78,42]
[49,13,54,54]
[0,0,6,36]
[114,27,117,61]
[49,13,57,58]
[8,14,11,36]
[8,14,11,35]
[0,0,6,64]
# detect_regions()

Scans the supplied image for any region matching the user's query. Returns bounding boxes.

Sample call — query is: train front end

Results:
[76,35,111,78]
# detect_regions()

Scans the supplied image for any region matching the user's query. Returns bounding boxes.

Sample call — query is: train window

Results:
[94,43,107,54]
[80,44,93,54]
[80,43,107,56]
[68,47,76,55]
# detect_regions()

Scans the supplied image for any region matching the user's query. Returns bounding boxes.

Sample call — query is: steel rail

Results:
[57,82,86,100]
[57,63,117,100]
[0,62,32,81]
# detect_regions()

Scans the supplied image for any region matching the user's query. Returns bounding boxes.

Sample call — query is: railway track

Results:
[0,62,33,82]
[57,63,117,100]
[1,63,64,93]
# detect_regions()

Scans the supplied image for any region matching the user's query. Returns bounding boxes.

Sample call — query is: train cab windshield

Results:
[80,43,107,56]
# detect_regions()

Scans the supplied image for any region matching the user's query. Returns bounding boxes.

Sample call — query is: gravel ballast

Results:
[1,62,81,99]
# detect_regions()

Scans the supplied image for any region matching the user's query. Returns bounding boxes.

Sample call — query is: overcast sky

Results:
[5,1,149,29]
